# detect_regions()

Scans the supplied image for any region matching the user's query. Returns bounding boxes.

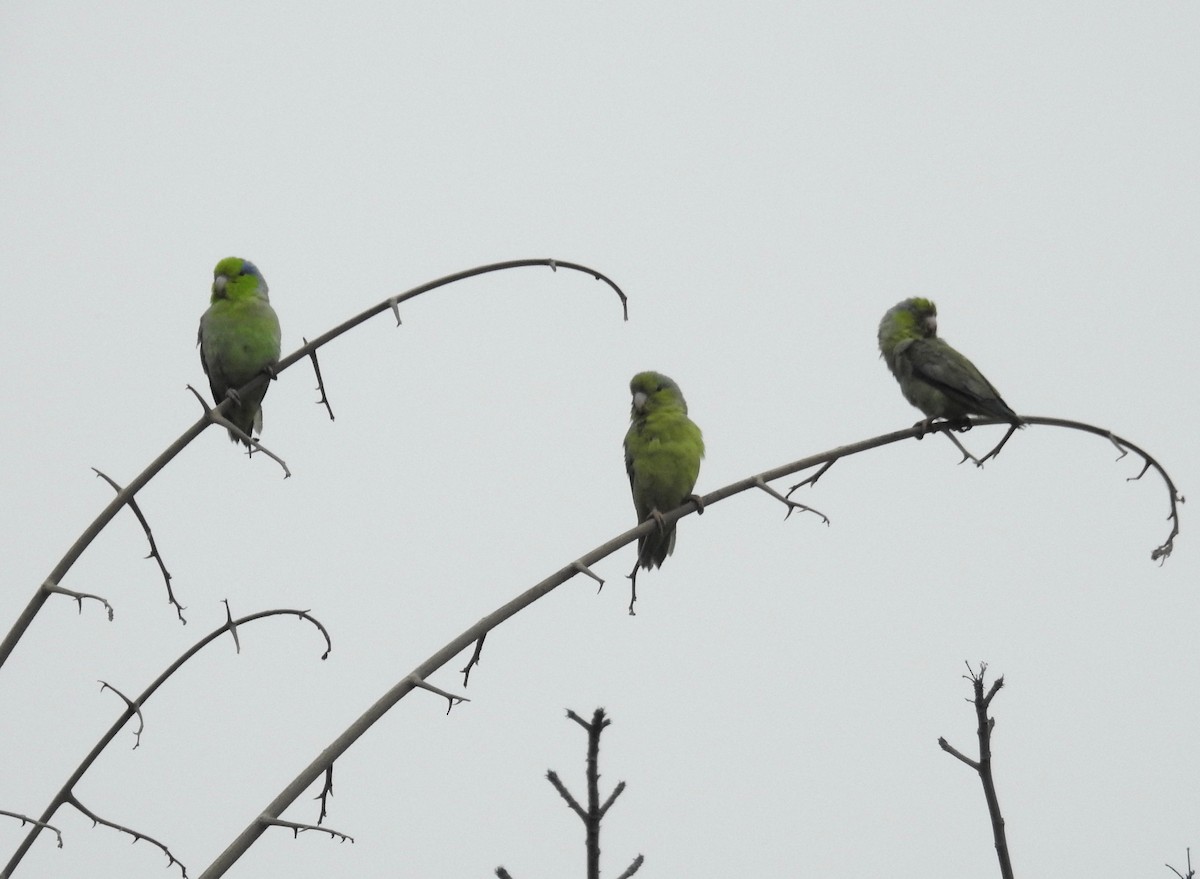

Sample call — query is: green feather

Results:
[623,371,705,569]
[878,298,1019,425]
[198,257,282,445]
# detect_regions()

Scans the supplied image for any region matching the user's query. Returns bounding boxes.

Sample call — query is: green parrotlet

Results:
[623,371,705,569]
[198,257,281,444]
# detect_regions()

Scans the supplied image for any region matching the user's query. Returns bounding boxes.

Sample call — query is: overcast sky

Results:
[1,3,1197,877]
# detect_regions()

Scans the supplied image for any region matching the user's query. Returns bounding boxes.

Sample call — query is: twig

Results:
[615,854,645,879]
[92,468,185,623]
[186,385,292,478]
[410,675,470,714]
[65,794,187,877]
[261,817,354,843]
[43,582,113,621]
[1166,847,1194,879]
[785,459,836,498]
[572,560,605,591]
[753,476,830,524]
[314,766,335,825]
[545,708,630,879]
[937,662,1013,879]
[0,811,62,849]
[98,681,145,748]
[460,634,487,686]
[303,339,335,421]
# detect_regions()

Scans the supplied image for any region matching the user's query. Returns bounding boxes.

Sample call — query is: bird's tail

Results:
[226,404,264,446]
[637,525,677,570]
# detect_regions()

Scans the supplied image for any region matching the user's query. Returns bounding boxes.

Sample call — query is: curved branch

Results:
[1011,416,1182,561]
[0,609,330,878]
[92,468,185,623]
[65,794,187,878]
[0,258,626,674]
[197,414,1177,877]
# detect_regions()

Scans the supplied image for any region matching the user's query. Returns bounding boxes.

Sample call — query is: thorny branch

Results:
[198,415,1180,877]
[261,818,354,844]
[65,794,187,878]
[304,339,335,421]
[42,583,113,620]
[0,258,627,675]
[410,675,470,714]
[185,385,292,478]
[1,609,331,879]
[460,634,487,686]
[92,468,185,623]
[0,812,62,849]
[314,766,335,826]
[98,681,145,748]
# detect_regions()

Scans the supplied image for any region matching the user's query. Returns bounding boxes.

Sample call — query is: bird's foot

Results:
[224,388,244,407]
[912,417,937,440]
[649,508,667,534]
[687,494,705,515]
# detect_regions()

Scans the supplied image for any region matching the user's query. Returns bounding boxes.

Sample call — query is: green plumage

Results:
[198,257,282,444]
[878,297,1019,425]
[623,371,705,569]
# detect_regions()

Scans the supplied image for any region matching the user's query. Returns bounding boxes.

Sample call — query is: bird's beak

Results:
[924,315,937,335]
[632,391,648,412]
[212,275,228,299]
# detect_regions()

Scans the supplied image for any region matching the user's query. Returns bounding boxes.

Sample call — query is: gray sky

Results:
[1,2,1197,877]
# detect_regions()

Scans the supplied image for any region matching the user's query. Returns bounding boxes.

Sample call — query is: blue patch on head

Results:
[240,260,260,277]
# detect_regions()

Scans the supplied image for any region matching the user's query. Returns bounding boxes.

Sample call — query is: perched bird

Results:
[198,257,281,444]
[878,297,1020,429]
[623,371,705,570]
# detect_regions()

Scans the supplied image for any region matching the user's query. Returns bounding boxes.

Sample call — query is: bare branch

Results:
[572,560,605,591]
[197,415,1180,877]
[2,609,331,878]
[615,854,645,879]
[460,634,486,686]
[977,423,1020,465]
[2,258,622,675]
[92,468,185,623]
[943,430,984,467]
[410,675,470,714]
[0,811,62,848]
[43,582,113,621]
[753,476,830,524]
[261,817,354,843]
[598,780,626,818]
[546,770,587,821]
[303,338,335,421]
[938,662,1013,879]
[99,681,145,749]
[936,736,979,770]
[223,600,241,654]
[1165,847,1194,879]
[66,794,187,877]
[186,385,292,478]
[314,765,335,825]
[785,459,836,498]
